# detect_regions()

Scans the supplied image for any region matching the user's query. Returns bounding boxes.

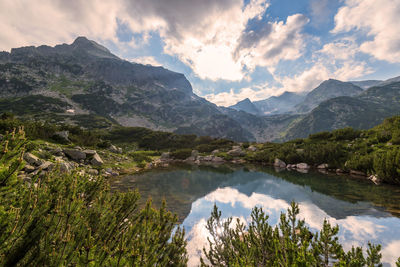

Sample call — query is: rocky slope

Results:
[284,82,400,139]
[0,37,256,141]
[254,91,305,115]
[295,79,363,113]
[229,98,260,115]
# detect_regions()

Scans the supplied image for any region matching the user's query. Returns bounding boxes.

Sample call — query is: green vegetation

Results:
[201,202,389,266]
[0,128,187,266]
[246,116,400,185]
[1,120,400,266]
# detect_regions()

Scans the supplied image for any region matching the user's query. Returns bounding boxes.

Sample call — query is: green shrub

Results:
[201,202,385,266]
[170,149,192,160]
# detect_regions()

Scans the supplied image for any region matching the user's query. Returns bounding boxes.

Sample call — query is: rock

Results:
[296,168,309,174]
[317,163,329,169]
[274,158,286,168]
[296,163,310,169]
[63,149,86,161]
[50,147,64,156]
[160,152,170,161]
[24,164,36,173]
[191,150,199,158]
[286,164,296,169]
[105,168,119,176]
[59,162,74,173]
[90,153,104,166]
[53,130,69,143]
[231,159,246,164]
[23,152,42,166]
[227,147,245,157]
[211,150,220,155]
[83,149,97,156]
[350,170,366,176]
[212,156,224,163]
[247,145,257,152]
[336,169,346,174]
[109,145,122,154]
[203,155,213,161]
[39,161,54,170]
[368,175,381,185]
[87,169,99,175]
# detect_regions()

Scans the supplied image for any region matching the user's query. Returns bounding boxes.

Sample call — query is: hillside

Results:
[0,37,254,141]
[284,82,400,140]
[229,98,260,115]
[253,91,305,115]
[295,79,363,113]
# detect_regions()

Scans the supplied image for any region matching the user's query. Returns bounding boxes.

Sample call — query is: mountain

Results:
[0,37,254,141]
[349,80,382,90]
[253,91,305,115]
[229,98,260,115]
[295,79,363,113]
[284,81,400,140]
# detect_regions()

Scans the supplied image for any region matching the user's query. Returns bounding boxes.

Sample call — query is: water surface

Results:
[110,164,400,266]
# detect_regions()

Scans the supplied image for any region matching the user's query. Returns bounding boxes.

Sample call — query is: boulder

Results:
[39,161,55,170]
[53,131,69,143]
[286,164,295,169]
[227,147,245,157]
[83,149,97,156]
[24,165,36,173]
[212,156,224,163]
[317,163,329,169]
[350,170,366,176]
[191,150,199,158]
[160,152,170,161]
[87,169,99,175]
[109,145,122,154]
[336,169,346,174]
[23,152,42,166]
[274,158,286,168]
[296,163,310,169]
[369,175,381,185]
[90,153,104,166]
[63,149,86,161]
[59,162,74,173]
[203,155,213,161]
[247,145,257,152]
[50,147,64,156]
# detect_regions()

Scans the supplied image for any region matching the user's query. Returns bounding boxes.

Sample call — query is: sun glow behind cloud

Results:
[0,0,399,106]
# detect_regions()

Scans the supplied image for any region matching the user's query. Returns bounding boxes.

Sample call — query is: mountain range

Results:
[0,37,399,142]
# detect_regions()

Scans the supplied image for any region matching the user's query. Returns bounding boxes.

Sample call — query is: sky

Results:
[1,0,400,106]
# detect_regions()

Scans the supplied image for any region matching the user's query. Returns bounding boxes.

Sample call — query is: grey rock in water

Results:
[296,163,310,169]
[274,158,286,168]
[317,163,329,169]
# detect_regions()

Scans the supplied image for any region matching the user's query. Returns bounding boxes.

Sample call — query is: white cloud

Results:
[0,0,121,50]
[204,84,283,107]
[332,0,400,63]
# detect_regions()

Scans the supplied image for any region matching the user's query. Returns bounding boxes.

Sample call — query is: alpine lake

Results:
[110,163,400,266]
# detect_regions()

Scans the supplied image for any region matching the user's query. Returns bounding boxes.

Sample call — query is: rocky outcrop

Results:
[228,146,245,157]
[90,153,104,166]
[274,158,286,168]
[296,163,310,169]
[23,152,42,166]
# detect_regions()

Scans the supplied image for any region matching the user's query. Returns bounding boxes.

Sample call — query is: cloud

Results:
[235,14,309,72]
[0,0,121,50]
[203,83,284,107]
[332,0,400,63]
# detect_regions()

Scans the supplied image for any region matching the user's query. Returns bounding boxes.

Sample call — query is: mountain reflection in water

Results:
[110,164,400,266]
